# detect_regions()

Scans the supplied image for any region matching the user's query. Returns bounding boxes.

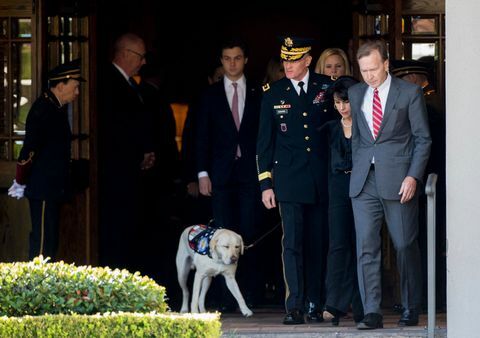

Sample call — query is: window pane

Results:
[13,140,23,160]
[12,18,31,38]
[0,42,7,136]
[0,139,8,159]
[412,42,436,60]
[0,18,7,38]
[12,42,32,136]
[411,16,437,34]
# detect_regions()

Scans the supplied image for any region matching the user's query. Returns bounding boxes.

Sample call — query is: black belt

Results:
[370,163,375,171]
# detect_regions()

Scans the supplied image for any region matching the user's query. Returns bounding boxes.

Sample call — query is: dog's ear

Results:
[239,235,244,255]
[210,237,219,260]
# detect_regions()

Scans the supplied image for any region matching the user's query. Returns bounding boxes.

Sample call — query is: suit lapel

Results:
[379,76,400,136]
[241,82,255,131]
[356,83,372,140]
[218,80,238,132]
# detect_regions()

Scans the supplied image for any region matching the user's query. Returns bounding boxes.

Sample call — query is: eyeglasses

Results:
[126,48,146,60]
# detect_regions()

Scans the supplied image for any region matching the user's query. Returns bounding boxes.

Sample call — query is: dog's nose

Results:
[230,256,238,263]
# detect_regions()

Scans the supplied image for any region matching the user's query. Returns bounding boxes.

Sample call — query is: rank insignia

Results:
[274,104,291,109]
[313,91,326,104]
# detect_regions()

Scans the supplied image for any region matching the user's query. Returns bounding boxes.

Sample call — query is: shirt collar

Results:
[113,62,130,82]
[290,69,310,89]
[224,74,246,88]
[370,72,391,93]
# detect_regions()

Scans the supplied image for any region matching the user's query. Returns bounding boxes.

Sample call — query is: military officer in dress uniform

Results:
[256,37,335,325]
[8,59,85,260]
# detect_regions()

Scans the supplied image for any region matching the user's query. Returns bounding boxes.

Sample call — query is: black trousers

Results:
[28,198,61,260]
[211,165,264,305]
[279,200,328,312]
[325,172,363,316]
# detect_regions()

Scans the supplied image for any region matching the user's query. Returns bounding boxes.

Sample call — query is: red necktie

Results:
[372,88,382,138]
[232,82,241,158]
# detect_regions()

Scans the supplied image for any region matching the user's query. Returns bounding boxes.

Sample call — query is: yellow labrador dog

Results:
[176,225,253,317]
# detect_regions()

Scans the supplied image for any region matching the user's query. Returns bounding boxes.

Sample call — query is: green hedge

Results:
[0,312,221,338]
[0,256,167,316]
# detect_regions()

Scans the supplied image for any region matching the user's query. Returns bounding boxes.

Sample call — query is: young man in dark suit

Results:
[349,40,431,330]
[256,37,334,324]
[195,38,263,310]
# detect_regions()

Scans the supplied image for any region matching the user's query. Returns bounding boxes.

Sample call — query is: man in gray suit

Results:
[348,40,431,330]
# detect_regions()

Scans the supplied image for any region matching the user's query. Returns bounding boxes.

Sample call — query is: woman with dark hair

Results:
[320,76,364,325]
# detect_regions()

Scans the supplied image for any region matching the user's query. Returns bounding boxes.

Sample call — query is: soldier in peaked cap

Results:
[8,59,85,260]
[391,58,446,312]
[257,36,335,324]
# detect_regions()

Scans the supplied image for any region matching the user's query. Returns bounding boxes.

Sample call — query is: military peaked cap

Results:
[48,58,86,82]
[390,59,429,78]
[280,36,315,61]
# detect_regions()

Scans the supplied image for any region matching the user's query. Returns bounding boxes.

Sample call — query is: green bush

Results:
[0,312,221,338]
[0,256,168,316]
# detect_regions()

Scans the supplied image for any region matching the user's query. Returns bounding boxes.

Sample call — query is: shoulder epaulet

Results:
[424,89,435,96]
[262,83,270,92]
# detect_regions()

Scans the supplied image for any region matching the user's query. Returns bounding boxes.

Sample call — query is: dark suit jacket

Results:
[99,64,153,182]
[196,79,261,187]
[256,73,335,204]
[349,75,431,200]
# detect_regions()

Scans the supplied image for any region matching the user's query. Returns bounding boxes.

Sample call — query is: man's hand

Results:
[262,189,277,209]
[199,176,212,196]
[186,181,200,198]
[8,179,26,200]
[141,152,156,170]
[399,176,417,204]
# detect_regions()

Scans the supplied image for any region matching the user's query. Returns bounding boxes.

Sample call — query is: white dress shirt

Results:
[290,70,310,95]
[224,75,247,122]
[361,73,392,163]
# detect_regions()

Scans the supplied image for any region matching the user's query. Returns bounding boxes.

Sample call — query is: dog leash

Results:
[244,222,281,250]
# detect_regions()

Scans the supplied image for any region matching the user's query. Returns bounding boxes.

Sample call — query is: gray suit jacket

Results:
[349,75,432,200]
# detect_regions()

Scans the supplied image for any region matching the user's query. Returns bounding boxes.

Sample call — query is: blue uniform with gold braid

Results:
[257,70,335,317]
[15,59,84,260]
[17,90,72,260]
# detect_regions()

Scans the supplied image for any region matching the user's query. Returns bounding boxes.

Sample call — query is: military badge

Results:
[284,37,293,47]
[313,91,326,104]
[273,104,291,109]
[280,123,287,132]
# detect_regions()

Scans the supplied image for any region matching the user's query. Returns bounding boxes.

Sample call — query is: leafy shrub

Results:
[0,256,168,316]
[0,312,221,338]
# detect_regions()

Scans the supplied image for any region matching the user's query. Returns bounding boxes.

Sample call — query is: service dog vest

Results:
[188,224,219,257]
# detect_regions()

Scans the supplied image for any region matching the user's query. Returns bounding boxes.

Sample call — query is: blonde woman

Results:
[314,48,351,79]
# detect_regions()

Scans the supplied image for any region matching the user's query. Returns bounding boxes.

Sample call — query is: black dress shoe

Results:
[283,309,305,325]
[398,309,419,326]
[306,302,324,322]
[357,312,383,330]
[353,313,364,324]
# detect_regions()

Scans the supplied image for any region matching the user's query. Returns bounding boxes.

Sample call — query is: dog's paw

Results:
[242,309,253,317]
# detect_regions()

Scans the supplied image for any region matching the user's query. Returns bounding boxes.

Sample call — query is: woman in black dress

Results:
[321,76,364,325]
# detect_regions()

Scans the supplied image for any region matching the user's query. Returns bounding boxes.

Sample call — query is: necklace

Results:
[341,118,352,128]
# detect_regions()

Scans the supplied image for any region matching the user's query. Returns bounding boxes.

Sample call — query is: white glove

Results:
[8,179,26,200]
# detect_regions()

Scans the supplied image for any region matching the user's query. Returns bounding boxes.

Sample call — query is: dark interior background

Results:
[96,1,354,103]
